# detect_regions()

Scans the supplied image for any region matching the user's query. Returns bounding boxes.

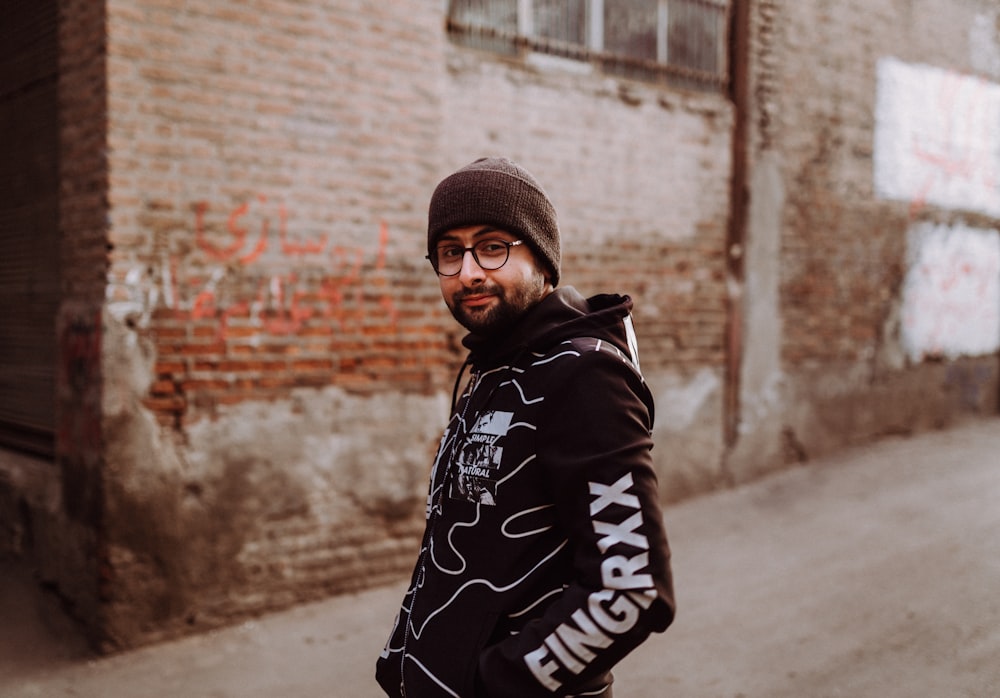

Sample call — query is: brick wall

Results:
[782,0,999,416]
[732,0,1000,469]
[437,49,735,497]
[82,0,736,648]
[45,0,997,650]
[96,0,460,648]
[438,51,732,371]
[104,0,452,414]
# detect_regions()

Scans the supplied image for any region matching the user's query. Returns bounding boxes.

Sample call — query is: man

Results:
[376,157,675,697]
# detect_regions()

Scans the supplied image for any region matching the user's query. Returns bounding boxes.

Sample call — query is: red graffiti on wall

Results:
[159,197,399,340]
[194,194,331,264]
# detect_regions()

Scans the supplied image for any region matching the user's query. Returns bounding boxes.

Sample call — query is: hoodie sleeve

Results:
[476,343,675,697]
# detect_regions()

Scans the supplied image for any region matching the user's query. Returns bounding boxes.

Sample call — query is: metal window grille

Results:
[448,0,730,91]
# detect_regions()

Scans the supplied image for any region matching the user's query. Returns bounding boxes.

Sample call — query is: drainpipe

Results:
[724,0,751,450]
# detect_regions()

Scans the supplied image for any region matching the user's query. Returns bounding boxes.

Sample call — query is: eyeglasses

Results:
[427,239,525,277]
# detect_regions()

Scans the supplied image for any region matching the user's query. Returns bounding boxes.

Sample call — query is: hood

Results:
[462,286,638,369]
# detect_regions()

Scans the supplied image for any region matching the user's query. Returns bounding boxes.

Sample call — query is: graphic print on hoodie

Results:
[451,410,513,506]
[376,287,675,698]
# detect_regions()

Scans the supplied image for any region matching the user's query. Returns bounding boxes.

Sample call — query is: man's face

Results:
[434,225,552,337]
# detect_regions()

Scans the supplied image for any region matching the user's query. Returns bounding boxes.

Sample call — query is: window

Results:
[447,0,730,91]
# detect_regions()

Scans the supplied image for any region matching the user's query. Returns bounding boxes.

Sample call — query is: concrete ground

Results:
[1,417,998,698]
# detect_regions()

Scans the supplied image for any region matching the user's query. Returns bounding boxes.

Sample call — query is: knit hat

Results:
[427,157,561,286]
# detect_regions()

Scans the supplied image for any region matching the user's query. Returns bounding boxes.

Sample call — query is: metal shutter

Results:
[0,0,60,457]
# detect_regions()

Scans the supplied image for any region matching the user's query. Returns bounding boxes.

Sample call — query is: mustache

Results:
[453,285,502,302]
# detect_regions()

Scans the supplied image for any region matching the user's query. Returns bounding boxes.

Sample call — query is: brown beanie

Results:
[427,157,561,286]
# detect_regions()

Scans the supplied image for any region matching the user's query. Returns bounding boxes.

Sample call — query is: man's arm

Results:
[476,349,675,696]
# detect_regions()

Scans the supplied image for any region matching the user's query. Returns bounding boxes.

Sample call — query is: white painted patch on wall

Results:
[656,368,720,432]
[901,223,1000,361]
[874,57,1000,217]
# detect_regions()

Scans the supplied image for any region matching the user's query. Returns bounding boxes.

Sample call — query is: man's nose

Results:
[457,249,485,284]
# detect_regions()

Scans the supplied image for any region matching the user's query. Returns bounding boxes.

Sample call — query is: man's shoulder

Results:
[544,337,640,374]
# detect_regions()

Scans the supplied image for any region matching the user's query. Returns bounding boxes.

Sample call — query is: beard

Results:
[448,272,548,337]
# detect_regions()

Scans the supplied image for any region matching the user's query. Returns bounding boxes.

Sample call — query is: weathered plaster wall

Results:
[95,0,453,648]
[729,0,1000,479]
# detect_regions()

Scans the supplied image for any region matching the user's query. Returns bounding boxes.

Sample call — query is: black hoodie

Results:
[376,287,675,697]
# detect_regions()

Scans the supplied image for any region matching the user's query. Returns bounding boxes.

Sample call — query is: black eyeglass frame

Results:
[426,239,525,276]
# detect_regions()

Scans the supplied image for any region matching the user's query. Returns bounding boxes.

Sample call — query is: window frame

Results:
[447,0,731,91]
